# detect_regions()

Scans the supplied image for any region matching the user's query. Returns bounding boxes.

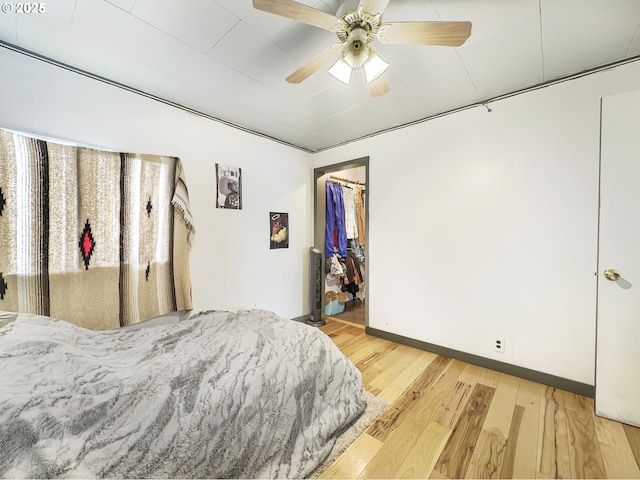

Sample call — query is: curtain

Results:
[0,129,194,329]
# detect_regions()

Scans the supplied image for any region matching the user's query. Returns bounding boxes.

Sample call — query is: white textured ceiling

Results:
[1,0,639,152]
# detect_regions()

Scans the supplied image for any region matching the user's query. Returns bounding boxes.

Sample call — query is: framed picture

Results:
[270,212,289,249]
[215,164,242,209]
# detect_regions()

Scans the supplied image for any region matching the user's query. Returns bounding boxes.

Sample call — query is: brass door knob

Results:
[604,269,620,281]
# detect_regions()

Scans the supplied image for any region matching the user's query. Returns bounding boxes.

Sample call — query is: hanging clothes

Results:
[342,185,358,240]
[325,181,348,257]
[348,250,364,283]
[354,185,366,246]
[341,254,360,299]
[341,254,361,286]
[325,253,345,276]
[349,239,365,263]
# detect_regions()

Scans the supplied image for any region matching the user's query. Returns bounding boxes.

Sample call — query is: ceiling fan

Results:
[253,0,472,97]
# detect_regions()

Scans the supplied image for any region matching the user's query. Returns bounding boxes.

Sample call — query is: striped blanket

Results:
[0,129,193,329]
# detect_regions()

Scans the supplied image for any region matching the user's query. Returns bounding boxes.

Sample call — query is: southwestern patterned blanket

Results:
[0,309,366,479]
[0,128,194,330]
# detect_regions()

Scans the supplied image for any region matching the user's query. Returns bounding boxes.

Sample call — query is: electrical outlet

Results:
[493,338,505,353]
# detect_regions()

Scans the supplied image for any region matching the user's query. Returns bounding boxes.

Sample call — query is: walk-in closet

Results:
[314,160,368,327]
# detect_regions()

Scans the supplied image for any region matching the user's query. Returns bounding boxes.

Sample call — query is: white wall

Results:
[313,60,640,385]
[0,47,313,319]
[5,42,640,385]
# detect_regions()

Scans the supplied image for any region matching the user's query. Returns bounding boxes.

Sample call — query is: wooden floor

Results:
[318,319,640,479]
[330,299,365,326]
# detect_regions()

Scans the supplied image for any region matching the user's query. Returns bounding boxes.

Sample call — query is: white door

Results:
[596,88,640,427]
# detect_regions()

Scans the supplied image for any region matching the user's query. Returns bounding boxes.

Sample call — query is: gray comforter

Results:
[0,309,366,478]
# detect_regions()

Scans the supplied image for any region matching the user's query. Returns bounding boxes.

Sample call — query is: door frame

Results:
[314,156,369,325]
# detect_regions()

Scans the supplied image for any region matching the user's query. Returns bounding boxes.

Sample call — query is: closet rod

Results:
[328,175,366,186]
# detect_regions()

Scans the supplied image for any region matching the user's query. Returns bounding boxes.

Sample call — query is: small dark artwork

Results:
[79,219,96,270]
[270,212,289,249]
[0,272,7,300]
[0,186,6,216]
[146,197,153,217]
[145,262,151,282]
[216,164,242,209]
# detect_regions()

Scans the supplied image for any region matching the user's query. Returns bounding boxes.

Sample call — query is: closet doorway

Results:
[314,157,368,327]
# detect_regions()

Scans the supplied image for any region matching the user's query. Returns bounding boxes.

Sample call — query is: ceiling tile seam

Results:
[104,0,133,15]
[73,8,173,79]
[71,1,174,65]
[150,35,174,68]
[205,27,292,84]
[124,4,239,55]
[326,104,362,120]
[431,0,480,103]
[66,0,78,30]
[319,1,335,14]
[205,18,242,57]
[626,21,640,58]
[216,70,282,110]
[0,41,313,153]
[148,36,234,87]
[313,0,337,16]
[454,49,480,102]
[146,53,225,99]
[215,1,238,20]
[430,0,440,20]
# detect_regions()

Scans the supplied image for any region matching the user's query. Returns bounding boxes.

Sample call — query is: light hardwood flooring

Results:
[329,300,366,326]
[318,319,640,479]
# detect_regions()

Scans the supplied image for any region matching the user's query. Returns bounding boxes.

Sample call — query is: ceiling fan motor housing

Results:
[337,9,381,68]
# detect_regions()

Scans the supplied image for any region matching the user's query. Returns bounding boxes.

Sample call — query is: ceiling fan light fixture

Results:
[253,0,471,97]
[344,28,371,68]
[363,50,389,84]
[328,56,353,85]
[344,47,370,69]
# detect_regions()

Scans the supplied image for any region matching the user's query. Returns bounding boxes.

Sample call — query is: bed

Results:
[0,309,367,479]
[0,129,375,478]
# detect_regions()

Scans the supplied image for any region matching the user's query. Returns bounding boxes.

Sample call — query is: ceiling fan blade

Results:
[368,74,389,97]
[286,44,342,84]
[253,0,343,31]
[358,0,391,15]
[379,21,472,46]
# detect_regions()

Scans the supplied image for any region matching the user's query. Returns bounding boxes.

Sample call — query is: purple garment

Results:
[325,182,348,257]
